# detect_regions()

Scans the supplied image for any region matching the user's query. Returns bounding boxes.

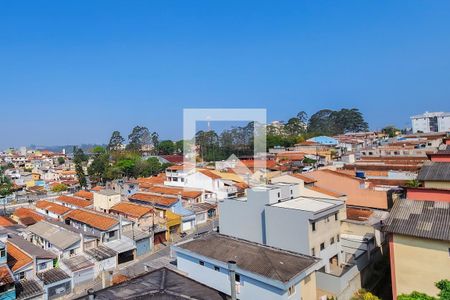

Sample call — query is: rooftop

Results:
[8,234,56,260]
[61,255,94,272]
[7,242,33,272]
[74,190,94,200]
[15,280,44,300]
[27,221,80,250]
[74,267,225,300]
[36,268,71,285]
[96,189,120,196]
[56,195,92,208]
[85,245,116,261]
[0,265,14,286]
[384,198,450,241]
[176,233,318,284]
[65,209,118,231]
[13,207,45,225]
[110,201,153,218]
[129,192,179,207]
[35,200,72,215]
[417,162,450,182]
[271,196,343,213]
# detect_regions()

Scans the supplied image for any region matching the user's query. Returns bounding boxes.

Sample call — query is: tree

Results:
[405,179,420,188]
[150,132,159,154]
[285,117,304,136]
[87,146,110,184]
[51,183,67,193]
[73,147,88,188]
[127,126,151,151]
[175,140,184,153]
[308,108,368,135]
[398,279,450,300]
[308,109,337,135]
[158,140,175,155]
[351,289,380,300]
[57,157,65,165]
[382,125,400,138]
[108,131,125,151]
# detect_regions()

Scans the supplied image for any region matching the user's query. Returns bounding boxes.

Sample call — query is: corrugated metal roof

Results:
[384,198,450,241]
[36,268,70,285]
[15,279,44,300]
[27,221,80,250]
[417,162,450,181]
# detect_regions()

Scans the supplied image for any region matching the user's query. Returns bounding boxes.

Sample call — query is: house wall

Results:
[175,251,300,300]
[93,193,121,211]
[307,171,389,209]
[391,234,450,297]
[423,181,450,190]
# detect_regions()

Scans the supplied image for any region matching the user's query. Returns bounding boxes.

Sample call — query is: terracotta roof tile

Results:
[74,190,94,200]
[35,200,71,215]
[307,186,345,198]
[91,186,104,192]
[13,208,45,225]
[146,186,202,199]
[198,169,222,180]
[290,173,317,184]
[0,265,14,285]
[65,209,118,231]
[0,216,17,227]
[110,202,153,219]
[56,195,91,208]
[129,193,178,207]
[7,242,32,272]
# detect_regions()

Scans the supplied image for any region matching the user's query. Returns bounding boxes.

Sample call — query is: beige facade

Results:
[392,234,450,297]
[93,190,121,212]
[300,272,316,300]
[423,180,450,190]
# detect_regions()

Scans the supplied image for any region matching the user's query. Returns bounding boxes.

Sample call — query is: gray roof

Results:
[85,245,116,261]
[417,162,450,181]
[15,279,44,300]
[384,198,450,241]
[36,268,71,285]
[188,202,217,214]
[45,219,99,239]
[176,233,318,283]
[123,228,150,241]
[27,221,80,250]
[8,234,56,259]
[74,267,225,300]
[61,255,94,272]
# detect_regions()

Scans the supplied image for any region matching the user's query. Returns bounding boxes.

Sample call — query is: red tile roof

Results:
[56,195,91,208]
[129,193,179,207]
[307,186,345,198]
[7,242,32,271]
[0,216,17,227]
[198,169,222,180]
[13,208,45,225]
[35,200,71,215]
[65,209,118,231]
[0,265,14,285]
[91,186,104,192]
[138,174,166,188]
[146,186,203,199]
[74,190,94,200]
[290,173,317,184]
[110,202,153,219]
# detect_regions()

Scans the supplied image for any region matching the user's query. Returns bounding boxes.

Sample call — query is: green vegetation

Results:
[73,147,88,188]
[398,280,450,300]
[0,166,13,198]
[405,179,421,188]
[382,125,400,138]
[57,157,65,165]
[351,289,380,300]
[51,183,68,193]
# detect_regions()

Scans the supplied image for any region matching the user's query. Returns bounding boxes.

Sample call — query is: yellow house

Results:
[165,210,181,241]
[93,189,121,212]
[384,198,450,298]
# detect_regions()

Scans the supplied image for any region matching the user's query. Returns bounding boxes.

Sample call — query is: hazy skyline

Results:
[1,1,450,149]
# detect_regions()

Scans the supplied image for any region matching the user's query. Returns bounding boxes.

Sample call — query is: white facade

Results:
[411,111,450,133]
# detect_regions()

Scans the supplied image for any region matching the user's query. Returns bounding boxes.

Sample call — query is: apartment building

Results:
[411,111,450,133]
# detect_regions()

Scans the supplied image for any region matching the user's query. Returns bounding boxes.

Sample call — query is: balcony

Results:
[316,263,360,296]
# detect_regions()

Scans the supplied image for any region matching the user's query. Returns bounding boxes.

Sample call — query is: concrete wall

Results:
[392,234,450,297]
[424,181,450,190]
[175,252,300,300]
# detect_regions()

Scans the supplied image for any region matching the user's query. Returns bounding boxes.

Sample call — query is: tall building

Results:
[410,111,450,133]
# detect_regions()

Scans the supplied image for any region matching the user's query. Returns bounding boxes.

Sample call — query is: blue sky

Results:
[1,1,450,149]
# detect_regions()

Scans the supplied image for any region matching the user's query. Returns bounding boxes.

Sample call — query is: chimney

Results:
[228,260,237,300]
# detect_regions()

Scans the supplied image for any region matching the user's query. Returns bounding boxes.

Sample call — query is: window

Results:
[304,274,311,283]
[18,272,25,280]
[0,249,5,257]
[235,274,240,283]
[288,285,296,296]
[311,222,316,231]
[311,248,315,256]
[337,234,340,242]
[199,260,204,266]
[214,266,220,272]
[330,237,335,245]
[335,213,338,221]
[38,262,47,271]
[108,231,115,238]
[320,243,325,251]
[277,192,281,198]
[70,249,75,255]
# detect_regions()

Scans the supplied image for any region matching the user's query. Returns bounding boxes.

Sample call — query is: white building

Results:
[411,111,450,133]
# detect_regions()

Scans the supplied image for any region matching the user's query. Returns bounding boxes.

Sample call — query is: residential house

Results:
[73,190,94,201]
[26,221,83,259]
[35,200,71,221]
[54,195,92,210]
[93,190,121,213]
[173,233,319,300]
[384,198,450,297]
[11,208,45,226]
[0,241,15,300]
[109,202,154,230]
